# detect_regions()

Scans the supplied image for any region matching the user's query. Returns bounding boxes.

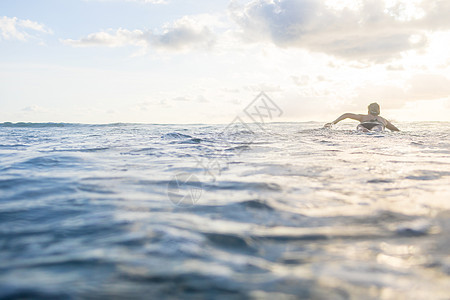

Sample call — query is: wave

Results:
[0,122,146,128]
[46,147,110,153]
[161,132,193,139]
[0,122,79,128]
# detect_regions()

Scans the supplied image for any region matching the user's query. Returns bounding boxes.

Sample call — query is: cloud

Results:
[407,74,450,100]
[135,99,169,111]
[63,29,148,48]
[172,95,209,103]
[354,73,450,109]
[0,16,52,41]
[152,18,216,50]
[62,16,215,52]
[173,96,190,101]
[21,105,50,113]
[228,0,450,63]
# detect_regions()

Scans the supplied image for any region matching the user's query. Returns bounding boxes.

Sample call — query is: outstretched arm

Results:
[385,120,400,131]
[324,113,363,127]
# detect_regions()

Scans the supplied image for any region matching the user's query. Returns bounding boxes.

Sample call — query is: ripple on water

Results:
[405,170,450,180]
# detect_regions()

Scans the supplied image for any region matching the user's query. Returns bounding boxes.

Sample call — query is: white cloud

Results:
[63,0,450,62]
[63,28,149,48]
[152,17,216,50]
[62,16,216,52]
[0,16,52,41]
[228,0,450,63]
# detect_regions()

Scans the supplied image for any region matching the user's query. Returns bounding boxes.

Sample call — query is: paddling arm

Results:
[325,113,362,127]
[386,120,400,131]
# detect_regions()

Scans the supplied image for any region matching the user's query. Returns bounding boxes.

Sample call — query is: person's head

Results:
[368,102,380,116]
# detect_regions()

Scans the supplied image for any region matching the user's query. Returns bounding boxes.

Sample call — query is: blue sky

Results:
[1,0,450,123]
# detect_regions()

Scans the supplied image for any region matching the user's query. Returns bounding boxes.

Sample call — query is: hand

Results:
[324,123,333,128]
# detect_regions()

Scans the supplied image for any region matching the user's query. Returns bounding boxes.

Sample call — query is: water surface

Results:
[0,122,449,299]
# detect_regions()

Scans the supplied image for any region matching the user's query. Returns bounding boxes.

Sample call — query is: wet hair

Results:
[368,102,380,115]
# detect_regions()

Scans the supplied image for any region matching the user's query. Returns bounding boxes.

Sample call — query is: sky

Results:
[1,0,450,124]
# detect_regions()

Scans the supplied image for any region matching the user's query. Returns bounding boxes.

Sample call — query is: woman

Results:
[324,103,400,132]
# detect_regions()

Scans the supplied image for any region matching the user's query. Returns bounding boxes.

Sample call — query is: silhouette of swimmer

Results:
[324,103,400,132]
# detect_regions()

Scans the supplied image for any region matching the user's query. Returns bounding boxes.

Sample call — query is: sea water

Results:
[0,122,449,299]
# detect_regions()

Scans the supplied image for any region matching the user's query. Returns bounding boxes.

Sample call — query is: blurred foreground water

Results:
[0,122,449,299]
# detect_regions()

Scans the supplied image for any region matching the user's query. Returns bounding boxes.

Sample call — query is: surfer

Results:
[324,103,400,132]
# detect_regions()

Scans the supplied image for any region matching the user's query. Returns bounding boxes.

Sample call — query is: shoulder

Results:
[358,114,372,122]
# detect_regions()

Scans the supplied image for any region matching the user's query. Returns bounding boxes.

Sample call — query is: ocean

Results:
[0,121,449,299]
